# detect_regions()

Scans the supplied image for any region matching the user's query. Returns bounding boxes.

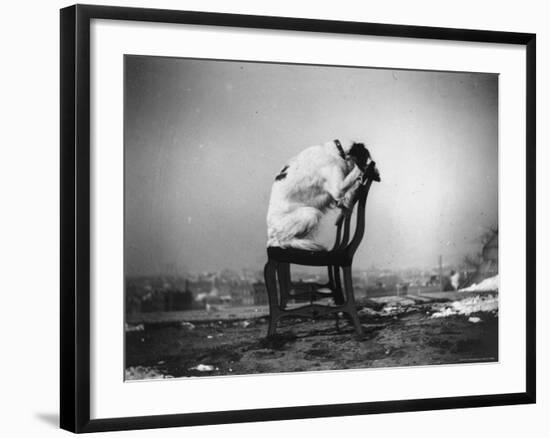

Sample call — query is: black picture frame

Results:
[60,4,536,433]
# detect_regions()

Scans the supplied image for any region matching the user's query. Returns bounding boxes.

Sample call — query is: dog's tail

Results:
[284,239,326,251]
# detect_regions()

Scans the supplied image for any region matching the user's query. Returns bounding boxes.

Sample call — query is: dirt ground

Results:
[125,293,498,379]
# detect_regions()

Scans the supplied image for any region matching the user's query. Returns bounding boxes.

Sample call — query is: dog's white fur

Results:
[266,140,364,250]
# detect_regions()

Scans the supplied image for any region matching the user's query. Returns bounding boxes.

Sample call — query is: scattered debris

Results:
[126,291,499,379]
[125,366,172,380]
[358,298,418,318]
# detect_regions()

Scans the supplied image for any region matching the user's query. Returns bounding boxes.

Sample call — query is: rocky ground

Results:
[125,292,498,380]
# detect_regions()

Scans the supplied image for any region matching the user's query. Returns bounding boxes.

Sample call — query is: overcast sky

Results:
[124,55,498,276]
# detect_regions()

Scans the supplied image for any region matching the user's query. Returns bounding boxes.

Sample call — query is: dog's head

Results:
[348,142,370,171]
[349,142,381,182]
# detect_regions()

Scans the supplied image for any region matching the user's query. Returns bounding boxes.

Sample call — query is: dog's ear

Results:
[349,143,370,170]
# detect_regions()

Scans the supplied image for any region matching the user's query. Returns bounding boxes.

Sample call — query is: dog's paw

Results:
[336,199,350,211]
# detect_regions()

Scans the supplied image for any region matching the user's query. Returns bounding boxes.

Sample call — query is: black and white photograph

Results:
[124,55,499,380]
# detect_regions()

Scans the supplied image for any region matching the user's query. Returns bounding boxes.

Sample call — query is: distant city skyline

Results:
[127,260,477,279]
[125,56,498,276]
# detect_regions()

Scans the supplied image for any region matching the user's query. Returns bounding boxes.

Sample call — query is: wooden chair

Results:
[264,161,380,337]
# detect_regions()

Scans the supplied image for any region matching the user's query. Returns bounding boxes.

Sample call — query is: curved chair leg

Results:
[342,266,364,336]
[329,265,344,331]
[264,260,280,337]
[332,266,345,305]
[327,265,335,290]
[277,263,292,309]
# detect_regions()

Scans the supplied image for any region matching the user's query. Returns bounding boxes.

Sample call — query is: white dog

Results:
[266,140,370,250]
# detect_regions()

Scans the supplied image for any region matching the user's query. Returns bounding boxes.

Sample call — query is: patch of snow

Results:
[432,307,456,318]
[431,294,498,318]
[189,364,215,372]
[468,316,482,323]
[460,275,499,292]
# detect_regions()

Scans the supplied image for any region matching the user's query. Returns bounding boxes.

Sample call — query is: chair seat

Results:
[267,246,351,267]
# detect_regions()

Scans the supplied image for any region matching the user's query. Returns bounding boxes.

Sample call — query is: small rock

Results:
[125,323,144,332]
[358,307,378,316]
[180,321,195,330]
[468,316,482,323]
[189,364,215,372]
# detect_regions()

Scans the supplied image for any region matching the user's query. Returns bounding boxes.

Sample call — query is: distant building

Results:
[230,284,254,306]
[470,229,498,284]
[165,284,194,311]
[481,231,498,274]
[140,290,166,313]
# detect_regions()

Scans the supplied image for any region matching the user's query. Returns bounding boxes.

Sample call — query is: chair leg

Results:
[327,265,335,289]
[277,263,292,309]
[342,266,364,336]
[264,260,280,337]
[332,266,345,305]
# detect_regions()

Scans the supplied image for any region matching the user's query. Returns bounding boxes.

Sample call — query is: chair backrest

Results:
[331,161,379,259]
